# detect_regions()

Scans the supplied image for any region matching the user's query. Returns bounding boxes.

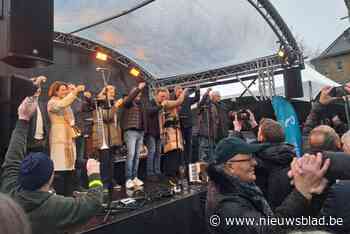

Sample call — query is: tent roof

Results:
[54,0,281,79]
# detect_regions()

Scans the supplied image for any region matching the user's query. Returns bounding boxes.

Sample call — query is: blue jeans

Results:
[124,130,144,181]
[145,135,161,176]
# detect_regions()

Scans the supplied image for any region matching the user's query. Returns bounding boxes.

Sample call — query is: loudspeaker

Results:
[0,0,53,68]
[283,68,304,98]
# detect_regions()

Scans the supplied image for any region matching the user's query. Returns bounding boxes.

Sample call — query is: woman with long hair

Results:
[47,81,84,196]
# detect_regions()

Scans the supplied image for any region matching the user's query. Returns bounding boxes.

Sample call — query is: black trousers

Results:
[164,150,183,178]
[53,170,74,196]
[181,127,193,165]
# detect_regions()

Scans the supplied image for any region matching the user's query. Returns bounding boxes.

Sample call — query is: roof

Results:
[54,0,280,79]
[314,27,350,60]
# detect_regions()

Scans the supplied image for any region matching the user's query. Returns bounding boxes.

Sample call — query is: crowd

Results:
[1,78,350,234]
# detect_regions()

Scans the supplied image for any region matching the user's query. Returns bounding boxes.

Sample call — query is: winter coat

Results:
[206,165,310,234]
[178,89,200,129]
[254,143,296,209]
[0,120,103,234]
[321,180,350,234]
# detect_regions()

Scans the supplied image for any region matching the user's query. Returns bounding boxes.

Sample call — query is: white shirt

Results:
[34,106,44,140]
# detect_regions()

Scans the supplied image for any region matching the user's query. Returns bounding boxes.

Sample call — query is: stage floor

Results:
[74,181,208,234]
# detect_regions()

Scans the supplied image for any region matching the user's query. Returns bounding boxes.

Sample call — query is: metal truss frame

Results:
[54,32,155,86]
[155,54,303,88]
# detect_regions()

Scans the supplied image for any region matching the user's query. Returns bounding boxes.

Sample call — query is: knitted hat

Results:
[214,137,264,164]
[18,152,54,191]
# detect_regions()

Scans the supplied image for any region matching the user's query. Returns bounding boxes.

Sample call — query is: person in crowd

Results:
[47,81,85,196]
[319,129,350,234]
[0,193,31,234]
[307,125,342,153]
[229,109,259,143]
[253,118,296,209]
[27,76,50,153]
[121,82,147,189]
[206,136,331,234]
[0,97,103,234]
[174,85,200,165]
[303,85,349,141]
[144,88,168,182]
[91,85,123,190]
[158,87,187,183]
[198,89,228,162]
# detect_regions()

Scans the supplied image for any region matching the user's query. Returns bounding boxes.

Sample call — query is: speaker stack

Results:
[0,0,54,68]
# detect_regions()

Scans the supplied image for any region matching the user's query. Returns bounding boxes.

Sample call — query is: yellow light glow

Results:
[96,52,108,61]
[130,68,140,77]
[277,50,285,58]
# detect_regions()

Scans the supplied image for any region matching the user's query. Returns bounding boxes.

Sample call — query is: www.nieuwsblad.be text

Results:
[209,215,343,228]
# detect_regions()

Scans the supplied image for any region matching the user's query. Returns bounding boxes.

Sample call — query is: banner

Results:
[272,96,302,157]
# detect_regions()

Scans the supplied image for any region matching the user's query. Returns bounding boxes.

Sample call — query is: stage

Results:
[74,182,208,234]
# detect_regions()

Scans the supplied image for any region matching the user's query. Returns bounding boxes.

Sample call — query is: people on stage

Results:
[121,82,147,189]
[174,85,200,165]
[47,81,85,196]
[90,85,123,190]
[158,87,187,183]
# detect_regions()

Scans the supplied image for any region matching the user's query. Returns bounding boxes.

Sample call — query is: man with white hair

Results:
[197,89,228,162]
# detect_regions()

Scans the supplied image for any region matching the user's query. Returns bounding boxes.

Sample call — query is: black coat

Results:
[178,90,200,129]
[254,143,296,209]
[27,101,50,152]
[321,180,350,234]
[206,165,310,234]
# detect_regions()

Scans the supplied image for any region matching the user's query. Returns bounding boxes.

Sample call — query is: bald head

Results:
[210,91,221,103]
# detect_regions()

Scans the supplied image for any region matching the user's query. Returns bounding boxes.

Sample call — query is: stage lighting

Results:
[277,49,285,58]
[96,52,108,61]
[130,67,140,77]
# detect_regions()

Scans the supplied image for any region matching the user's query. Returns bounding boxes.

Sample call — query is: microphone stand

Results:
[98,69,114,220]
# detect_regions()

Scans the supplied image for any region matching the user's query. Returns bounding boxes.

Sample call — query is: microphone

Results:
[96,67,110,71]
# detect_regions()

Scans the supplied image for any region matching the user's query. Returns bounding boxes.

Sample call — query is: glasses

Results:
[226,155,255,164]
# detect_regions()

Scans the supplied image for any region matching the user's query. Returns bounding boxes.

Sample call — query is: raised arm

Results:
[162,89,187,110]
[123,82,146,108]
[1,98,37,194]
[48,85,84,113]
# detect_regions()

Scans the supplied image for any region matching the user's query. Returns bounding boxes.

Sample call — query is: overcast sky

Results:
[270,0,349,54]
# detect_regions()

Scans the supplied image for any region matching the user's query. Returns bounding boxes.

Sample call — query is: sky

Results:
[270,0,349,54]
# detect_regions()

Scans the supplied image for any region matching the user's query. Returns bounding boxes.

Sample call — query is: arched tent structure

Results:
[54,0,304,88]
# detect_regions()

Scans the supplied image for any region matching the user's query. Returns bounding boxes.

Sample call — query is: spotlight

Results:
[277,49,285,58]
[129,67,140,77]
[96,51,108,61]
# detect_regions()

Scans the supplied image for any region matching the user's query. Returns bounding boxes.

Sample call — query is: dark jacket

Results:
[198,93,228,142]
[178,89,200,129]
[121,87,146,131]
[303,102,347,137]
[206,165,310,234]
[0,120,103,234]
[27,101,50,152]
[145,99,162,138]
[321,180,350,234]
[254,143,296,209]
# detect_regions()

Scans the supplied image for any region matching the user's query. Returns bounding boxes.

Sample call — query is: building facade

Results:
[311,27,350,84]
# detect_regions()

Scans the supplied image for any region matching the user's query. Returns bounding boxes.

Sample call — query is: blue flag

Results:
[271,96,302,157]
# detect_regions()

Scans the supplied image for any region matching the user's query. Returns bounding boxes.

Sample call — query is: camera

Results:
[229,109,253,131]
[329,86,348,97]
